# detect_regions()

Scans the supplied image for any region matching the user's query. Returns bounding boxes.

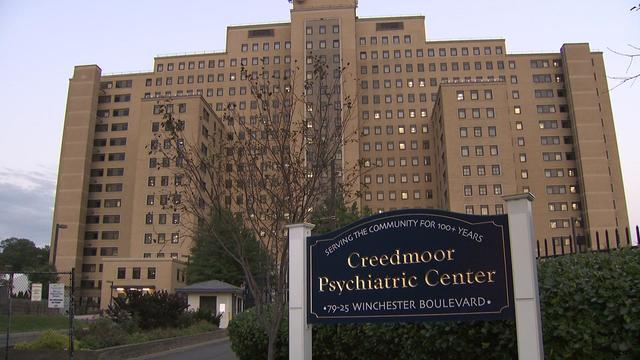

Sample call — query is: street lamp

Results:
[106,281,114,307]
[51,224,68,268]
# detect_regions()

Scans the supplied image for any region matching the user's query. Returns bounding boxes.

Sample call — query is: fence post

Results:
[536,240,540,259]
[544,239,549,258]
[569,235,574,254]
[503,193,544,360]
[605,230,611,251]
[4,272,13,360]
[287,223,314,360]
[615,229,620,249]
[596,232,601,251]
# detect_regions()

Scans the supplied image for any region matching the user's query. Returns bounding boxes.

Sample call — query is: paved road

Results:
[132,337,237,360]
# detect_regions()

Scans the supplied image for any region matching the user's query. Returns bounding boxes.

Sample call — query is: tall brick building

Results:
[51,0,628,308]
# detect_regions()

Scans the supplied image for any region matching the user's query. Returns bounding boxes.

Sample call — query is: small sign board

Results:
[48,283,65,308]
[31,283,43,302]
[307,209,514,324]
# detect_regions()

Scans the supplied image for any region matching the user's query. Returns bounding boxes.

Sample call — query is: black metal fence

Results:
[537,226,639,258]
[0,270,75,360]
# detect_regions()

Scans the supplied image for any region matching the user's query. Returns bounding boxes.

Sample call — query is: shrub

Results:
[228,249,640,360]
[192,308,223,327]
[75,318,129,349]
[228,307,288,360]
[14,330,78,350]
[106,290,189,330]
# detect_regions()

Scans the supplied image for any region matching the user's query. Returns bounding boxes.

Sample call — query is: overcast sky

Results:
[0,0,638,247]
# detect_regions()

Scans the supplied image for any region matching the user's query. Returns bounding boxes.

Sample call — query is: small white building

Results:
[176,280,244,328]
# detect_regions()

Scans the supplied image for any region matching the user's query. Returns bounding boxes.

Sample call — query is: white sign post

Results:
[503,193,544,360]
[287,223,314,360]
[30,283,42,302]
[48,283,65,309]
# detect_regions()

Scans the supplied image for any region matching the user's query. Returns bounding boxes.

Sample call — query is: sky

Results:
[0,0,638,247]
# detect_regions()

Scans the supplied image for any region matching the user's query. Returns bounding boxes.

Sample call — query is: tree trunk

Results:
[267,335,275,360]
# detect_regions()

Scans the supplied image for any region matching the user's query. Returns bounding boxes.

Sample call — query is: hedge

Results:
[228,249,640,360]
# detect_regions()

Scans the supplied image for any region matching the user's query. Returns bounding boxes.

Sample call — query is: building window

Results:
[117,267,126,279]
[148,267,157,279]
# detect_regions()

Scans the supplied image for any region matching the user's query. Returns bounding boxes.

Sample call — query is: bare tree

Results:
[152,56,359,360]
[608,45,640,90]
[608,5,640,90]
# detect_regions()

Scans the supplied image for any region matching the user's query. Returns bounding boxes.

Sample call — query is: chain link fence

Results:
[0,270,75,360]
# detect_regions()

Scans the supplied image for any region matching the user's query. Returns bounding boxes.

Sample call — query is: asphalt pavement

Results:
[131,337,237,360]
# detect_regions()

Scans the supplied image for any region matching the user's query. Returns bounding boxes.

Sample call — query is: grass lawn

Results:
[0,314,71,333]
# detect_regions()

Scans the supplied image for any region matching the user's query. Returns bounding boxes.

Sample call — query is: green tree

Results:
[311,192,370,235]
[0,238,49,272]
[188,208,268,287]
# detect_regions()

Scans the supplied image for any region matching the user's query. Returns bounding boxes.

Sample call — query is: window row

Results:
[88,183,123,193]
[92,153,125,162]
[456,89,493,101]
[460,146,501,158]
[144,212,181,225]
[362,140,430,152]
[362,124,428,136]
[363,173,432,184]
[464,204,504,215]
[457,108,496,119]
[463,184,504,196]
[545,184,579,194]
[461,164,502,177]
[97,94,131,104]
[548,201,581,212]
[145,194,181,206]
[358,34,412,46]
[83,247,118,256]
[95,123,128,132]
[305,39,341,49]
[84,231,119,240]
[100,80,132,89]
[363,109,429,120]
[241,40,292,53]
[144,232,180,244]
[147,175,183,187]
[459,126,497,138]
[424,46,504,57]
[89,168,125,177]
[93,137,127,147]
[149,157,184,168]
[363,189,434,201]
[86,215,120,224]
[117,266,156,280]
[86,199,122,208]
[361,157,433,168]
[530,59,562,68]
[359,62,510,74]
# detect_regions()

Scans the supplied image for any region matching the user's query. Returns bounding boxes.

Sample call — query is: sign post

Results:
[504,193,544,360]
[287,223,314,360]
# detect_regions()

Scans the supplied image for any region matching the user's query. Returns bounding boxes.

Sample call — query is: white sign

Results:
[48,283,65,308]
[31,283,42,302]
[219,303,226,314]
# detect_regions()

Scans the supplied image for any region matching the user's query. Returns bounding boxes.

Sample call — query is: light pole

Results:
[106,281,114,307]
[51,224,68,268]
